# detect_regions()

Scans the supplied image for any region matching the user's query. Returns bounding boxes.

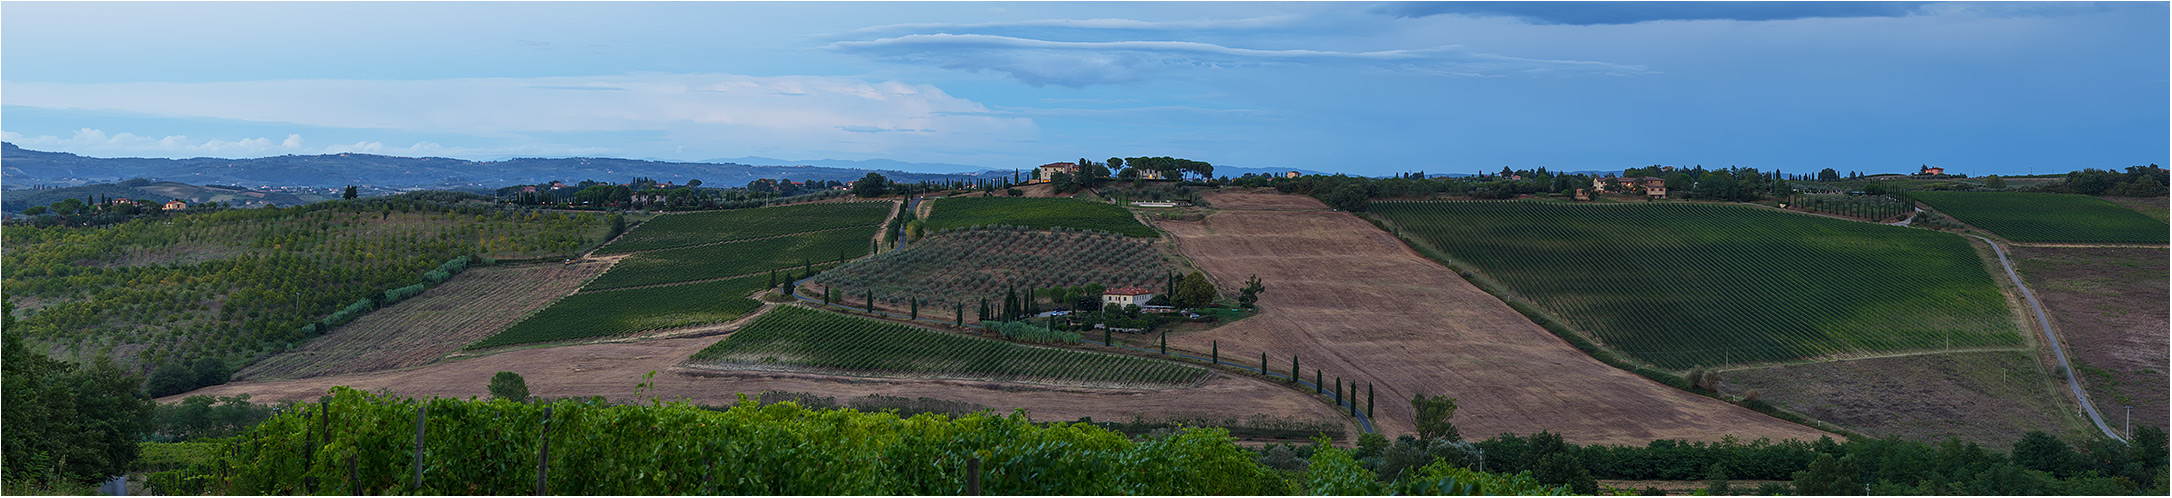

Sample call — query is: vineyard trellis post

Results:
[411,405,426,491]
[967,457,982,495]
[536,406,553,496]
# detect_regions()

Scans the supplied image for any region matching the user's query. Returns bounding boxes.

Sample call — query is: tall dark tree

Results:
[852,172,891,198]
[1410,393,1461,441]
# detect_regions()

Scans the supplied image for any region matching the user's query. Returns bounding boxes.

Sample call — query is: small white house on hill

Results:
[1103,287,1154,308]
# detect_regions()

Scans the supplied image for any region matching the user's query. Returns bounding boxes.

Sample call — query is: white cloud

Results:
[826,34,1648,86]
[3,73,1038,157]
[846,15,1302,34]
[0,128,623,159]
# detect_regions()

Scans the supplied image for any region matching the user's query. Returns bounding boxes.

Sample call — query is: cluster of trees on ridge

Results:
[1225,163,2169,212]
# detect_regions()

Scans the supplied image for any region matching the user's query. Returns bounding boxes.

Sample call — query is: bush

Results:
[488,371,530,402]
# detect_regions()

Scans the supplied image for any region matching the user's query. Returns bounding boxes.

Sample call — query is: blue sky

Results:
[3,1,2164,176]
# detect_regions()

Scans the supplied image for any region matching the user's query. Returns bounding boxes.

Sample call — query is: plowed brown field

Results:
[235,260,614,381]
[175,306,1356,436]
[1157,189,1831,445]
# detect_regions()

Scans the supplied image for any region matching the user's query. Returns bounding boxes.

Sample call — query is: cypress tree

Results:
[865,289,875,312]
[1211,341,1218,365]
[1368,383,1375,416]
[1336,377,1344,404]
[1104,327,1111,346]
[1159,330,1166,355]
[1263,352,1270,378]
[1315,370,1323,394]
[954,302,963,326]
[767,269,776,289]
[1291,356,1299,385]
[910,298,919,320]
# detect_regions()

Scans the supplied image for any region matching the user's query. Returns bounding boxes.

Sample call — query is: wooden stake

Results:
[411,405,427,491]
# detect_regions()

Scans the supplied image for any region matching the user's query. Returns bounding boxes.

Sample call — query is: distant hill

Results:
[706,156,1001,175]
[1,178,321,214]
[2,143,992,190]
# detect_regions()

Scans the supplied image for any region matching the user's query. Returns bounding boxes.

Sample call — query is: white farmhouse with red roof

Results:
[1102,287,1155,308]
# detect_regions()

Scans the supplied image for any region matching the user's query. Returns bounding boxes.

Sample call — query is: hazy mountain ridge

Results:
[2,143,995,190]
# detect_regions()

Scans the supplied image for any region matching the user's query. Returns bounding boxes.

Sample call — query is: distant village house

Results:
[1038,162,1079,182]
[1102,287,1155,308]
[162,200,188,211]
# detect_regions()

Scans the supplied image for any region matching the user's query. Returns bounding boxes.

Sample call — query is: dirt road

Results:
[1156,189,1831,445]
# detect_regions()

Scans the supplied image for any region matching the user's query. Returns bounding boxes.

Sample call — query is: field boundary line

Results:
[1710,347,2032,373]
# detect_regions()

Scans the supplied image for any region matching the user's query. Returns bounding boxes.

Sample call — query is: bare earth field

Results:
[234,260,613,381]
[178,306,1356,435]
[2011,246,2170,431]
[1155,189,1830,445]
[1722,350,2085,448]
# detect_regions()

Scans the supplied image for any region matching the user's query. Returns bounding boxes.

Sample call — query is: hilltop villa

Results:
[1038,162,1079,181]
[1102,287,1155,308]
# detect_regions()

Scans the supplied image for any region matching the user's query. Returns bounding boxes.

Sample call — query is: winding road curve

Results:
[1970,234,2126,442]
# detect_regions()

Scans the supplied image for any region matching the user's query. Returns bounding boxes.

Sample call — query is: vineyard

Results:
[582,225,879,291]
[1906,191,2169,244]
[467,274,772,350]
[592,201,891,254]
[688,306,1210,389]
[806,227,1176,313]
[142,386,1565,495]
[235,260,612,381]
[0,194,612,374]
[923,196,1158,237]
[1782,193,1913,221]
[1372,201,2023,370]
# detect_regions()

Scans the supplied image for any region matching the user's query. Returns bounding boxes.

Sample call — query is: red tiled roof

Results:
[1105,287,1154,296]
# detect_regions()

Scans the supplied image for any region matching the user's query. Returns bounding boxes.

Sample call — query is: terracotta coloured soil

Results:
[175,307,1356,436]
[234,260,615,381]
[1155,189,1831,445]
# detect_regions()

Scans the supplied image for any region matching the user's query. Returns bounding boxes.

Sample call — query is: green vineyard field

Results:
[690,306,1209,388]
[1907,191,2169,244]
[924,197,1158,237]
[149,386,1315,495]
[1373,201,2023,370]
[583,225,878,291]
[2,196,610,371]
[594,201,891,254]
[468,274,771,349]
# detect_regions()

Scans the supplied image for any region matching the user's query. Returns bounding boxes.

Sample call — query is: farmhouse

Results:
[1592,177,1667,197]
[1102,287,1155,308]
[1037,162,1079,182]
[162,200,188,211]
[1284,171,1301,179]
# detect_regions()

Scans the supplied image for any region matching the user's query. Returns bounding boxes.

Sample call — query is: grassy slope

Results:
[594,201,889,254]
[1373,200,2021,370]
[688,306,1207,388]
[1909,191,2169,244]
[468,274,771,349]
[1723,350,2083,448]
[924,196,1157,237]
